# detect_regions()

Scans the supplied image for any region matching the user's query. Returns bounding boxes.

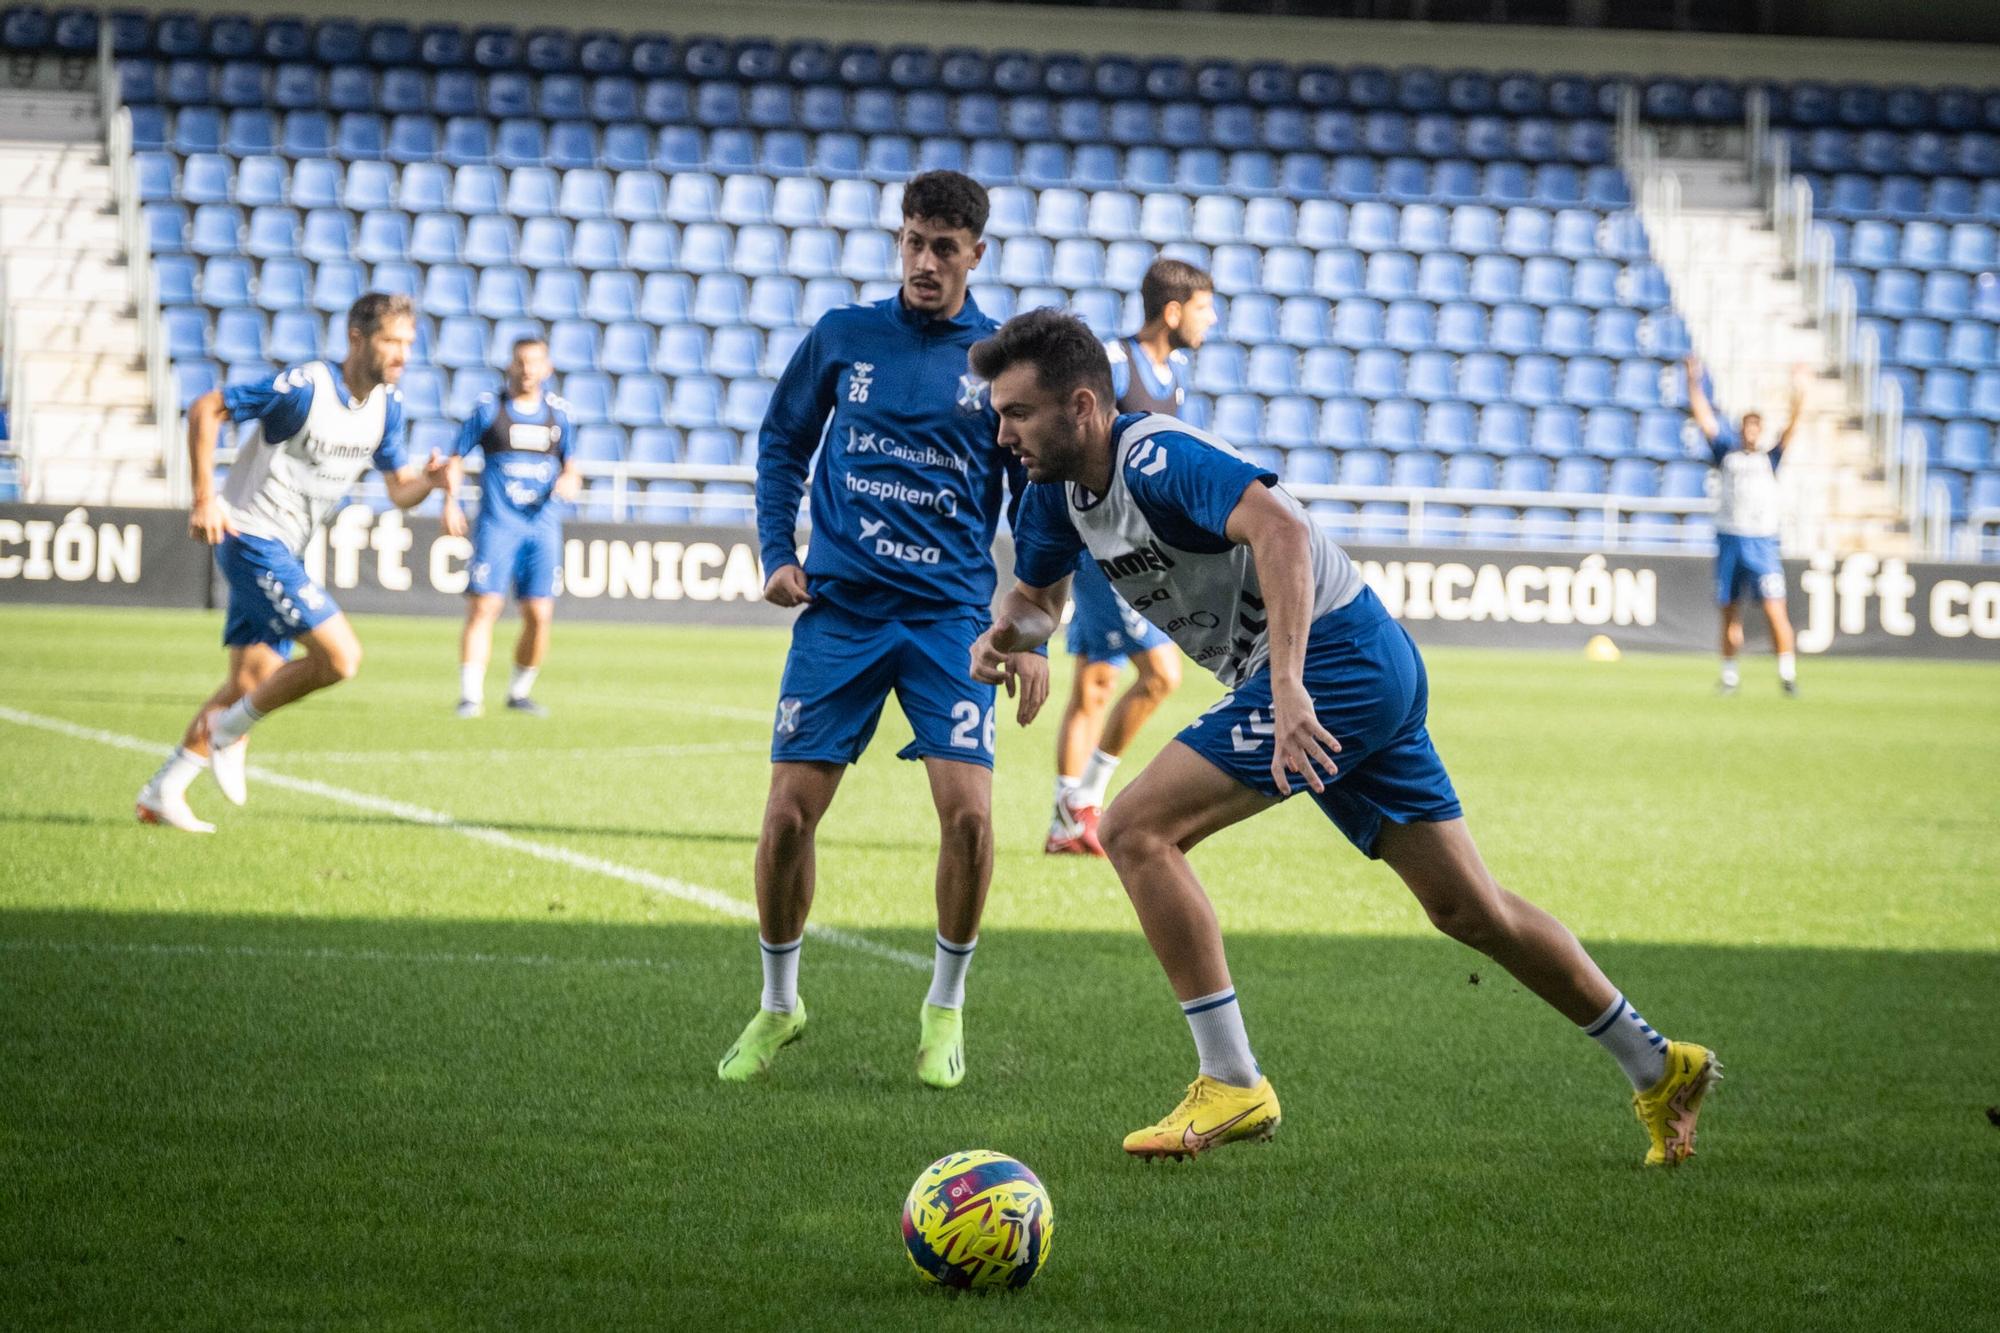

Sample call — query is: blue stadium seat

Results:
[1339,450,1390,487]
[1354,348,1404,400]
[1318,399,1368,447]
[1244,346,1296,397]
[1458,353,1509,405]
[1489,304,1541,355]
[212,308,266,365]
[1265,398,1316,449]
[1469,254,1521,304]
[1330,298,1382,349]
[1436,301,1485,352]
[1415,253,1468,302]
[433,317,487,371]
[1364,252,1416,300]
[524,269,581,322]
[558,374,610,426]
[1383,301,1435,352]
[417,264,472,319]
[466,266,525,320]
[354,209,409,265]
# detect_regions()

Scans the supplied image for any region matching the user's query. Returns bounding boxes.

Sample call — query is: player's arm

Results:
[375,393,449,510]
[185,388,235,544]
[971,481,1078,725]
[1684,354,1722,442]
[1225,484,1342,796]
[1775,364,1809,453]
[755,322,841,607]
[438,405,484,538]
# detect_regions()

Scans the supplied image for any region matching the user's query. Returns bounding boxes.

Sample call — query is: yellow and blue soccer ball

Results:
[900,1150,1054,1291]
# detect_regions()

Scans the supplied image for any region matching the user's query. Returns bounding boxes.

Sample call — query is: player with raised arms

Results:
[969,310,1718,1166]
[719,171,1048,1089]
[1045,260,1212,856]
[135,293,452,831]
[1685,355,1806,696]
[441,336,578,719]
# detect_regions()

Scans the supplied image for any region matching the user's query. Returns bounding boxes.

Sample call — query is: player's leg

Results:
[458,593,504,716]
[1048,658,1117,854]
[720,759,847,1082]
[505,597,553,716]
[1097,743,1283,1157]
[887,615,1003,1087]
[1084,642,1183,802]
[1375,817,1718,1165]
[139,644,283,829]
[503,524,559,715]
[1718,600,1743,693]
[720,603,895,1082]
[916,756,993,1088]
[1754,545,1798,694]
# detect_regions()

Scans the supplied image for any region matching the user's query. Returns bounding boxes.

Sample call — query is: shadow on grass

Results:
[2,909,1995,1332]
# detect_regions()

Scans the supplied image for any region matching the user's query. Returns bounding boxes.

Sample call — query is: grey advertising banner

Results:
[0,504,213,609]
[9,504,1997,660]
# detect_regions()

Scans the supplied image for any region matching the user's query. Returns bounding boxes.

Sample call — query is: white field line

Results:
[0,936,685,975]
[262,740,769,764]
[0,704,926,971]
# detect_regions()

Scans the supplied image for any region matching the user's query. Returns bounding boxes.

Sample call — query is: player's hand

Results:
[1003,650,1049,726]
[969,624,1010,686]
[189,494,235,545]
[1269,679,1341,797]
[554,470,582,502]
[441,501,468,539]
[763,564,811,607]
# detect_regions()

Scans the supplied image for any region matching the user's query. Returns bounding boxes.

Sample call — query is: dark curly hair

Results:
[969,308,1115,410]
[900,170,990,238]
[347,291,417,337]
[1140,259,1214,322]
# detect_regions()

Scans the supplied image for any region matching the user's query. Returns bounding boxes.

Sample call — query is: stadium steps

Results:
[1642,156,1912,554]
[1,105,174,507]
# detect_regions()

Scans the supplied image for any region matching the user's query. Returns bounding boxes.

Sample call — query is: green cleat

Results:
[716,1001,807,1082]
[916,1002,965,1089]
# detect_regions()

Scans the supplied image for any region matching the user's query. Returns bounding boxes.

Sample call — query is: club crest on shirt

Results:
[956,374,989,414]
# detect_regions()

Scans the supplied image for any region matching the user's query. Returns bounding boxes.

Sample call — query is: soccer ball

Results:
[900,1150,1054,1291]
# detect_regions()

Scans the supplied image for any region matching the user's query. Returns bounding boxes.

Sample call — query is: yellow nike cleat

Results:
[916,1003,965,1089]
[716,1001,807,1082]
[1633,1040,1720,1167]
[1122,1074,1281,1161]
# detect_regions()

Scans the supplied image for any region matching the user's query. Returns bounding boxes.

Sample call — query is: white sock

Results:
[210,696,264,748]
[460,662,485,703]
[926,932,977,1009]
[509,665,539,700]
[759,935,801,1014]
[1777,651,1797,683]
[1719,657,1740,687]
[1077,748,1120,807]
[151,745,204,800]
[1583,992,1669,1091]
[1182,987,1260,1088]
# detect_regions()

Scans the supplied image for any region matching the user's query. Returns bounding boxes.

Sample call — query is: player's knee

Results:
[323,642,362,683]
[761,791,820,845]
[1422,887,1507,951]
[937,800,992,855]
[1096,803,1154,867]
[1137,664,1180,703]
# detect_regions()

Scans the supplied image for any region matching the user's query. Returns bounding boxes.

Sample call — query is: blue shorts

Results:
[771,602,997,769]
[470,518,560,600]
[1067,557,1172,665]
[1714,533,1785,605]
[1177,587,1463,858]
[216,532,339,649]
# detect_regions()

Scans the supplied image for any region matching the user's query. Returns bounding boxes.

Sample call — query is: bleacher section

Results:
[2,8,1996,549]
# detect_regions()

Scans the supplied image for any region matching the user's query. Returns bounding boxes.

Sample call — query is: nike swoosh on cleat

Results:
[1180,1102,1266,1153]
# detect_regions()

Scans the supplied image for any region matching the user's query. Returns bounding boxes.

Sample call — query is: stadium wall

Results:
[7,504,1998,658]
[87,0,2000,86]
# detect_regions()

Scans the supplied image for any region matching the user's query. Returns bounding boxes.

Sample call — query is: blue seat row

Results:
[1864,317,2000,371]
[1802,172,2000,224]
[1846,266,2000,322]
[1784,128,2000,177]
[124,107,1636,202]
[1828,218,1998,273]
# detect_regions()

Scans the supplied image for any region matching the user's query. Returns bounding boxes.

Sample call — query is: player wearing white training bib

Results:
[970,311,1720,1169]
[136,294,454,832]
[1686,356,1806,696]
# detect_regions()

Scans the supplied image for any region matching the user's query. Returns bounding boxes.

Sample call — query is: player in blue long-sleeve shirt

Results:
[720,171,1049,1090]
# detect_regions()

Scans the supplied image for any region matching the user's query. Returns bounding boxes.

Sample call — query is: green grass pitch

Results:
[2,604,1996,1329]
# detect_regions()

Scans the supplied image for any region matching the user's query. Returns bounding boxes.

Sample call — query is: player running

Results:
[1685,355,1806,696]
[1046,260,1211,856]
[718,171,1048,1090]
[970,311,1718,1166]
[441,336,578,719]
[135,293,451,831]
